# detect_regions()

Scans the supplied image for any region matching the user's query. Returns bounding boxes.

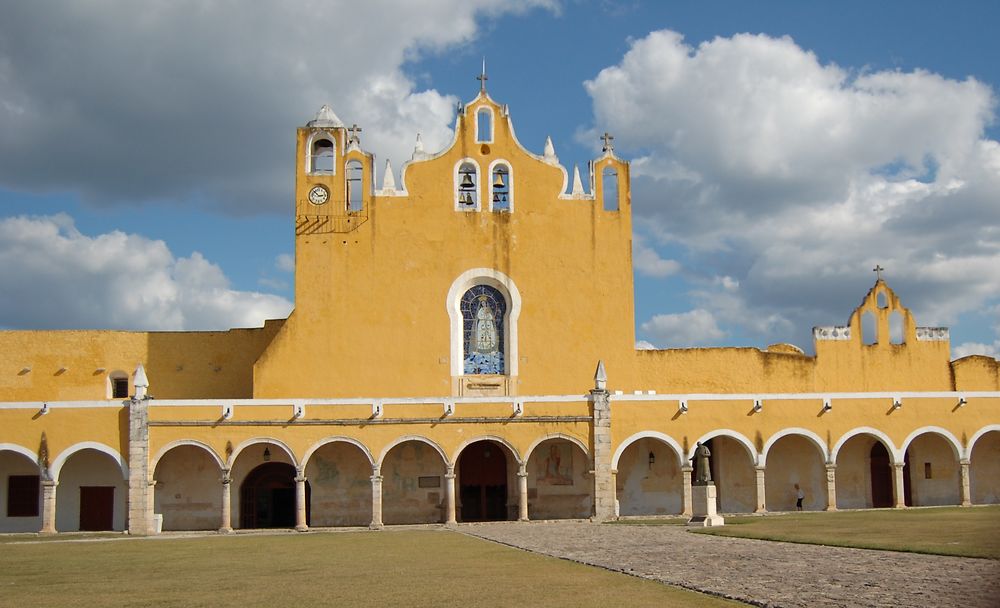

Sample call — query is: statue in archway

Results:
[691,442,712,485]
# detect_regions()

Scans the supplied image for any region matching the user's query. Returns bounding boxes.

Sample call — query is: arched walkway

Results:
[152,444,223,531]
[55,448,128,532]
[456,439,517,522]
[834,433,895,509]
[303,440,372,527]
[699,435,756,514]
[230,440,298,529]
[526,437,591,519]
[380,439,447,525]
[970,429,1000,504]
[0,446,42,533]
[615,437,683,516]
[903,432,960,506]
[764,434,827,511]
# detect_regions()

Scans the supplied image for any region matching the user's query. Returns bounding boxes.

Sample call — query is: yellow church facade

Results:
[1,87,998,534]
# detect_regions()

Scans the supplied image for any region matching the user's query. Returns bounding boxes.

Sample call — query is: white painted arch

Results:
[0,443,38,466]
[301,436,375,470]
[50,441,128,481]
[150,440,225,474]
[831,427,900,465]
[524,433,590,464]
[446,267,522,378]
[760,428,829,467]
[689,429,758,465]
[967,424,1000,460]
[451,435,522,466]
[377,435,450,469]
[227,437,298,469]
[611,431,685,469]
[899,426,963,462]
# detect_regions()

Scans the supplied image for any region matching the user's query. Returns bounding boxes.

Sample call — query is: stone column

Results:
[590,371,615,521]
[681,466,693,516]
[294,467,308,532]
[127,396,155,535]
[824,463,838,511]
[369,468,384,530]
[754,465,766,513]
[959,459,972,507]
[892,462,907,508]
[40,479,57,534]
[517,464,529,521]
[445,465,457,525]
[219,469,233,533]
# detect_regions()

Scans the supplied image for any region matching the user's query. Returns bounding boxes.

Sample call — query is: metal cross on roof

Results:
[601,132,614,152]
[477,57,488,92]
[348,124,362,142]
[873,264,885,281]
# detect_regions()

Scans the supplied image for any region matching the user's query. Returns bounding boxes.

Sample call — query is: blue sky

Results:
[1,1,998,357]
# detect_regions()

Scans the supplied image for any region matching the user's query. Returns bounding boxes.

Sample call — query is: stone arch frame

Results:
[611,431,685,470]
[301,437,376,471]
[227,437,299,469]
[760,428,830,467]
[305,130,337,175]
[487,158,513,212]
[689,429,758,465]
[831,427,901,465]
[451,435,522,467]
[524,433,590,464]
[0,443,39,467]
[377,435,450,470]
[150,440,225,475]
[447,268,522,379]
[51,442,128,481]
[899,426,962,462]
[967,424,1000,459]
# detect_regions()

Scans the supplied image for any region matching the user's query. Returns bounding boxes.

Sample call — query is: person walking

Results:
[794,483,805,511]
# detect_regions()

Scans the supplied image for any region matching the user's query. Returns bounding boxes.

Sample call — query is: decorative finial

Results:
[571,165,585,195]
[381,159,396,191]
[412,133,427,160]
[873,264,885,281]
[594,360,607,391]
[347,124,362,144]
[133,363,149,399]
[477,57,488,93]
[543,136,558,164]
[307,104,344,128]
[601,131,614,153]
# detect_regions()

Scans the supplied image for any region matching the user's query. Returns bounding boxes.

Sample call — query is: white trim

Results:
[831,427,900,465]
[227,437,298,469]
[475,106,494,144]
[487,159,513,213]
[301,436,375,470]
[0,443,39,465]
[760,428,829,467]
[51,441,128,481]
[611,431,684,469]
[608,391,1000,402]
[899,426,962,462]
[967,424,1000,459]
[150,440,225,474]
[305,130,338,176]
[451,435,522,466]
[446,268,522,379]
[689,429,757,465]
[524,433,590,464]
[454,157,481,212]
[377,435,449,468]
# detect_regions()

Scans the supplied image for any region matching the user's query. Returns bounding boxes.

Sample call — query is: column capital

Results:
[41,479,58,488]
[446,464,456,475]
[294,476,307,483]
[370,474,383,483]
[681,465,693,474]
[444,473,456,481]
[892,462,905,470]
[824,462,837,470]
[959,458,971,466]
[516,471,528,479]
[754,465,766,473]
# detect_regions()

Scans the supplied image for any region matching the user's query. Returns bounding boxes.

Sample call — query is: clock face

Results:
[308,185,329,205]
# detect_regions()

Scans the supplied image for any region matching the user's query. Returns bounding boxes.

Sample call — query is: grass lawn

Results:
[689,505,1000,559]
[0,529,746,608]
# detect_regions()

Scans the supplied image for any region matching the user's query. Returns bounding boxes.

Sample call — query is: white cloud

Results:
[0,215,292,330]
[640,309,725,347]
[275,254,295,273]
[633,236,680,278]
[635,340,656,350]
[953,342,1000,359]
[587,30,1000,349]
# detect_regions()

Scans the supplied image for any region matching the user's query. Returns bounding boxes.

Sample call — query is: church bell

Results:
[460,173,475,190]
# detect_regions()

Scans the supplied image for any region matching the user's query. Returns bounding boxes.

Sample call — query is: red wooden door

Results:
[79,486,114,531]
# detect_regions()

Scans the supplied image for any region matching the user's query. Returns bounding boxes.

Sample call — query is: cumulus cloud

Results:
[0,215,292,330]
[275,254,295,273]
[587,31,1000,353]
[640,309,725,347]
[0,1,556,213]
[633,235,680,278]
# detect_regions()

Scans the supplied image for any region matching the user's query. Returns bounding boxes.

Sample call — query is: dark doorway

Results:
[79,486,114,531]
[458,441,508,521]
[240,462,310,529]
[902,450,913,506]
[870,442,893,508]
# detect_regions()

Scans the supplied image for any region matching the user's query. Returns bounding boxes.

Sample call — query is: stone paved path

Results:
[461,521,1000,608]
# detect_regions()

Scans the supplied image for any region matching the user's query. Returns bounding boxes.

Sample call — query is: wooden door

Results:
[79,486,114,531]
[458,441,508,521]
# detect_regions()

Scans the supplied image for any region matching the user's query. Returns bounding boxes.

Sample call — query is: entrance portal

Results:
[458,441,508,521]
[869,443,893,508]
[240,462,309,528]
[79,486,115,531]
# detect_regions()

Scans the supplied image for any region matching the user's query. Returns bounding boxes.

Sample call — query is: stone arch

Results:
[831,427,900,464]
[377,435,449,469]
[901,427,962,506]
[832,428,898,509]
[692,430,757,513]
[454,438,519,522]
[761,428,829,467]
[967,424,1000,458]
[612,433,685,517]
[525,435,592,520]
[0,444,42,533]
[379,436,449,525]
[53,443,128,531]
[447,267,522,379]
[0,443,38,466]
[762,430,828,511]
[899,426,962,461]
[150,439,224,474]
[452,435,522,466]
[303,437,374,527]
[524,433,589,464]
[227,437,298,469]
[302,437,375,470]
[689,429,757,464]
[152,441,225,531]
[612,431,685,469]
[51,442,128,481]
[969,426,1000,505]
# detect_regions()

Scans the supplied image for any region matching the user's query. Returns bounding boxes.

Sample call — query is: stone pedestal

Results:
[687,483,724,527]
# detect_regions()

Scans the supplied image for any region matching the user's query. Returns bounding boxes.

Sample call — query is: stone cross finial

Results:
[477,57,488,92]
[873,264,885,281]
[601,132,614,152]
[348,124,362,143]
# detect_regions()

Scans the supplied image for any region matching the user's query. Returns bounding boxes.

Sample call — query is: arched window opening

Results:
[889,311,904,344]
[861,311,877,345]
[346,160,363,212]
[602,166,619,211]
[876,291,888,309]
[108,371,129,399]
[311,138,335,173]
[457,161,479,210]
[491,164,510,212]
[476,108,492,143]
[461,285,506,375]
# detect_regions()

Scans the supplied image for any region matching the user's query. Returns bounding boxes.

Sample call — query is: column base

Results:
[368,523,384,531]
[295,525,309,532]
[39,528,57,535]
[218,526,233,534]
[824,505,837,512]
